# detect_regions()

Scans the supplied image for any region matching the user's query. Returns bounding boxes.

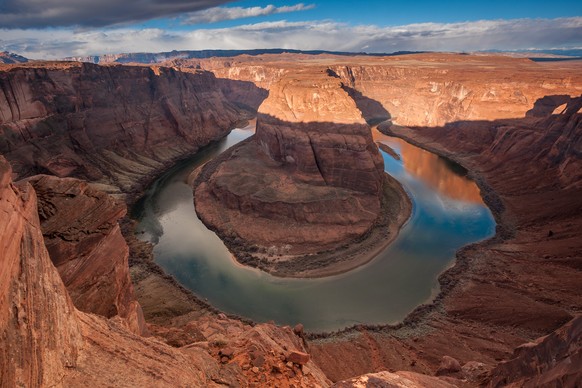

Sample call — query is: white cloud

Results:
[1,17,581,59]
[183,3,315,24]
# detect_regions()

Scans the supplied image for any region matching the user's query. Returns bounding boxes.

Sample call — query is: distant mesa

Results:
[0,51,28,64]
[64,49,428,64]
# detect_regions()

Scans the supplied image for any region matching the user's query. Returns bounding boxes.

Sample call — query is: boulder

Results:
[287,351,310,365]
[436,356,462,376]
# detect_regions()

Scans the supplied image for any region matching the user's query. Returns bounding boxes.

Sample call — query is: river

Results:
[132,122,495,332]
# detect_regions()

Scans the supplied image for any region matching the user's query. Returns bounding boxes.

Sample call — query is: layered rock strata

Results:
[0,156,82,387]
[0,62,246,197]
[309,95,582,383]
[182,53,582,126]
[194,70,410,277]
[25,174,147,335]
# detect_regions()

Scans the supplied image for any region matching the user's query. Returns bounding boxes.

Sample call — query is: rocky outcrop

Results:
[0,155,82,386]
[0,62,246,197]
[333,371,457,387]
[193,69,410,277]
[489,315,582,387]
[25,174,146,335]
[255,70,384,195]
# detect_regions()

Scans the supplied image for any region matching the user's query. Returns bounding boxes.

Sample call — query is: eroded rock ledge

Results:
[193,70,411,277]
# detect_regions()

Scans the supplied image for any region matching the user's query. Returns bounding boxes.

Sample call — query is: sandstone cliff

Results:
[25,174,147,335]
[489,315,582,387]
[0,155,82,387]
[183,53,582,126]
[309,95,582,384]
[0,62,246,196]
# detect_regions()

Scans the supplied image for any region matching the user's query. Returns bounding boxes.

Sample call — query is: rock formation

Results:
[332,370,457,387]
[25,174,147,335]
[183,52,582,126]
[0,155,82,387]
[0,62,246,197]
[489,315,582,387]
[193,69,410,277]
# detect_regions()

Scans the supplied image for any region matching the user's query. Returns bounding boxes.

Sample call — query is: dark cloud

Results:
[0,0,234,28]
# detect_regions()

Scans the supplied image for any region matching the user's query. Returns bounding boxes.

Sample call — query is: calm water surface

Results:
[133,123,495,332]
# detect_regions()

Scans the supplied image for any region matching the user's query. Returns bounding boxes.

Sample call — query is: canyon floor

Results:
[1,53,581,387]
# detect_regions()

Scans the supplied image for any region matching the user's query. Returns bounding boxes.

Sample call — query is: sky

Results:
[0,0,581,59]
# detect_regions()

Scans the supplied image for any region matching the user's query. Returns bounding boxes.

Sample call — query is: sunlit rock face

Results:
[185,53,582,127]
[193,69,401,275]
[255,71,384,196]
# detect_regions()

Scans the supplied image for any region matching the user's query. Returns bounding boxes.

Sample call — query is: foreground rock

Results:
[489,315,582,387]
[26,174,146,335]
[333,371,457,387]
[0,156,82,386]
[194,69,410,277]
[0,155,331,387]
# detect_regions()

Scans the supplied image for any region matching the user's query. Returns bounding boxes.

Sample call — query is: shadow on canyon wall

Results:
[0,65,269,192]
[525,94,574,117]
[326,68,392,125]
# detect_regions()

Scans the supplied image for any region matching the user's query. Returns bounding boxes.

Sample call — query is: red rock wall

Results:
[0,63,245,192]
[188,54,582,127]
[0,156,82,387]
[255,71,384,196]
[25,174,147,335]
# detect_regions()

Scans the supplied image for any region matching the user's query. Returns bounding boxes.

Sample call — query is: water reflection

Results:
[134,123,496,332]
[374,131,483,204]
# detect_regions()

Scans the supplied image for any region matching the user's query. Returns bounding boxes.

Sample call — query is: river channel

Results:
[133,122,495,332]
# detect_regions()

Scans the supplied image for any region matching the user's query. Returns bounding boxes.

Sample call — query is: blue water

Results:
[133,122,495,332]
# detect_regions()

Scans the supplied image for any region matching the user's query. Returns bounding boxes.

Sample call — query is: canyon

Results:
[1,53,581,387]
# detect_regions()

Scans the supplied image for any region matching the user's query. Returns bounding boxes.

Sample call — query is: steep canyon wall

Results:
[0,62,246,196]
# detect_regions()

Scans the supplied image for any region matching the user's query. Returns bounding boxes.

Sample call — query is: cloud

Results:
[0,0,233,28]
[183,3,315,24]
[1,17,581,59]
